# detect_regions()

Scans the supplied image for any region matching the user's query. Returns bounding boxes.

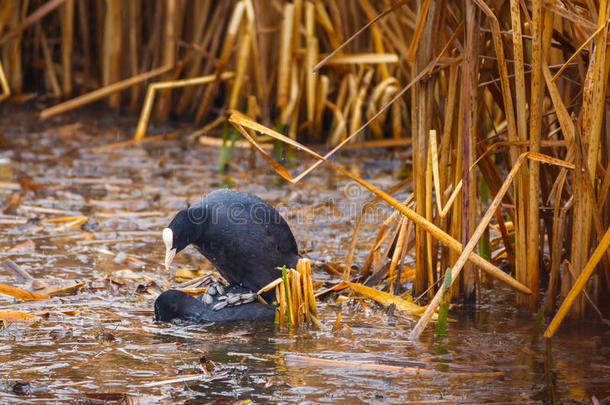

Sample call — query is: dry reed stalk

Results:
[551,17,610,83]
[76,0,91,91]
[369,220,402,281]
[344,179,411,280]
[359,211,400,278]
[287,269,297,324]
[175,0,216,114]
[458,1,479,301]
[366,77,398,138]
[389,218,408,295]
[278,281,286,326]
[261,259,317,328]
[505,0,530,308]
[405,0,430,62]
[60,0,73,96]
[37,24,61,98]
[245,0,264,116]
[154,0,177,121]
[40,65,172,119]
[228,29,251,110]
[313,74,328,138]
[277,3,294,115]
[569,0,609,318]
[439,61,458,201]
[199,135,272,150]
[9,0,27,93]
[0,0,66,44]
[312,0,407,72]
[313,1,341,50]
[542,1,597,32]
[304,1,316,127]
[103,0,121,108]
[194,0,245,124]
[526,1,544,310]
[356,0,409,59]
[285,354,504,377]
[127,0,140,110]
[133,71,235,140]
[349,69,373,137]
[425,134,434,297]
[325,53,399,64]
[0,58,9,101]
[280,55,301,129]
[545,199,569,312]
[429,130,442,214]
[440,181,463,219]
[409,1,444,296]
[545,225,610,337]
[370,25,388,79]
[85,132,179,153]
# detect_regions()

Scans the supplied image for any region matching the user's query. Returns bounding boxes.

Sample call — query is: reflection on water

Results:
[0,109,608,403]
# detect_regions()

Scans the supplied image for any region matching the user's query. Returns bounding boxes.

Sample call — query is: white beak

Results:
[162,227,175,270]
[165,247,176,270]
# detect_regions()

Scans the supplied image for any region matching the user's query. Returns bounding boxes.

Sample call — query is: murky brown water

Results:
[0,107,608,403]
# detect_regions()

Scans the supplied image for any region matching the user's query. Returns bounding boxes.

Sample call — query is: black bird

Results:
[162,189,299,300]
[154,288,276,323]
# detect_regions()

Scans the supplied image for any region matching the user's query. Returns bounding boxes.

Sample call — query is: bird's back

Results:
[194,189,299,293]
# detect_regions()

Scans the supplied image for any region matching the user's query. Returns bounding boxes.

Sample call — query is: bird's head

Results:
[154,289,203,322]
[162,209,197,270]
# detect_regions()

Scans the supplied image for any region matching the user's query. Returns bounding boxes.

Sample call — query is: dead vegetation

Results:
[0,0,609,338]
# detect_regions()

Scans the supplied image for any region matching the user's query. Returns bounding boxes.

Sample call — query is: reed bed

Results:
[0,0,608,335]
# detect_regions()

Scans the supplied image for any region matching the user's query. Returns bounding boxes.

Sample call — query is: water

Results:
[0,108,608,403]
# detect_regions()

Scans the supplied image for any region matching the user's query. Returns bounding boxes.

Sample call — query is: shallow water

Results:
[0,108,608,403]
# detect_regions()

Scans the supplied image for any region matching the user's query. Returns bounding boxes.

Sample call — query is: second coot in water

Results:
[154,287,276,323]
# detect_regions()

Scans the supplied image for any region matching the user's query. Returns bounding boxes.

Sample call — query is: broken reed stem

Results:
[133,71,235,140]
[544,225,610,337]
[261,259,317,328]
[41,65,172,119]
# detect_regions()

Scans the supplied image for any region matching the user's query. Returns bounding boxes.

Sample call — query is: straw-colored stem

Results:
[41,65,171,119]
[545,225,610,337]
[60,0,73,96]
[133,71,235,140]
[0,59,10,101]
[569,0,609,318]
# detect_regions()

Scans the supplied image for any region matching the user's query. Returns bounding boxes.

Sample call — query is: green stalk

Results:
[217,123,239,172]
[531,305,545,345]
[479,176,491,262]
[434,268,452,337]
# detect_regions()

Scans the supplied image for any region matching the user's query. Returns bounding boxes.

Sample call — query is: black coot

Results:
[156,189,299,323]
[154,288,276,323]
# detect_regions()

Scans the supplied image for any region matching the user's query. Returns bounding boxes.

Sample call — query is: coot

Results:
[154,287,276,323]
[157,189,298,322]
